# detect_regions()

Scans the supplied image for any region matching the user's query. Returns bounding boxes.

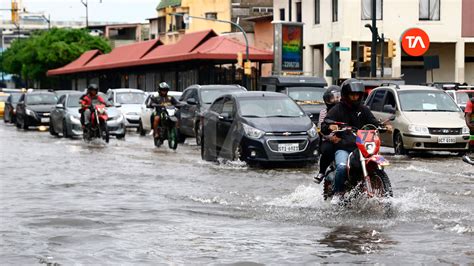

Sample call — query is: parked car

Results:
[139,91,182,136]
[444,87,474,111]
[365,84,470,155]
[16,91,57,129]
[258,76,328,123]
[176,84,247,144]
[106,88,146,129]
[201,91,319,164]
[3,91,23,123]
[0,92,9,118]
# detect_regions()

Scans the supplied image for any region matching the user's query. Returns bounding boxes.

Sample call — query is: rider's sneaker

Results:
[313,173,324,184]
[330,193,344,205]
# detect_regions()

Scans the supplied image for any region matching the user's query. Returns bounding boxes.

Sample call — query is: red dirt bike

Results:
[83,103,109,143]
[321,119,394,204]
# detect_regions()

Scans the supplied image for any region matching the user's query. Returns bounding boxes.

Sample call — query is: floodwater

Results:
[1,124,473,264]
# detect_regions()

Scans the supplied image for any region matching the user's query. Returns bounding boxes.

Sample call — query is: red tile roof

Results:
[48,30,273,76]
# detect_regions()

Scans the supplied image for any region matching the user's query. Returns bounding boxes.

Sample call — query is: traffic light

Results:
[237,52,243,67]
[244,61,252,75]
[363,46,372,63]
[11,1,18,24]
[387,39,396,58]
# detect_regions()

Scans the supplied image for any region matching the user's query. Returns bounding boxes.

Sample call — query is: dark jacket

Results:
[322,101,381,152]
[146,95,178,110]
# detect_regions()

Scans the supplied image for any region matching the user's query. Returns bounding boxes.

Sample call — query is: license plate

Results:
[41,117,50,123]
[438,136,456,144]
[278,143,299,152]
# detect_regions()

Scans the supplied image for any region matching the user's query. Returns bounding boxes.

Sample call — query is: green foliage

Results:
[1,28,111,88]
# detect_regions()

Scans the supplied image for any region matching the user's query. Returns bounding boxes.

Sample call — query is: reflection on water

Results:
[318,226,397,255]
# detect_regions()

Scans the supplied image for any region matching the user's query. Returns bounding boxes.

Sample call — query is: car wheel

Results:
[138,120,146,136]
[62,120,69,138]
[394,132,407,155]
[49,121,58,136]
[201,134,216,161]
[116,134,125,140]
[195,123,202,146]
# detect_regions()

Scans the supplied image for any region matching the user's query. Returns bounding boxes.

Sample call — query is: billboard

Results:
[281,24,303,71]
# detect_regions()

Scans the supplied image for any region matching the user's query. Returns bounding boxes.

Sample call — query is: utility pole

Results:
[81,0,102,28]
[370,0,377,77]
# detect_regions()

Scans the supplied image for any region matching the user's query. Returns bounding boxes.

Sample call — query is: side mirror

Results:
[388,115,396,121]
[383,104,396,114]
[305,112,313,118]
[114,103,122,108]
[55,103,64,109]
[186,98,197,105]
[218,112,232,121]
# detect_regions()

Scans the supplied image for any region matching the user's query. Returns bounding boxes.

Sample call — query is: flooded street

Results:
[1,124,473,264]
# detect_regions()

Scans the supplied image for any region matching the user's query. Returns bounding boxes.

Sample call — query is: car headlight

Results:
[364,142,377,155]
[408,124,429,135]
[25,108,35,116]
[70,115,81,124]
[112,115,124,123]
[242,123,265,139]
[307,124,317,138]
[462,127,470,134]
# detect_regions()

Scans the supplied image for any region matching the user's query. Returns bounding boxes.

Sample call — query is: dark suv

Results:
[178,84,246,144]
[16,91,57,129]
[201,92,319,164]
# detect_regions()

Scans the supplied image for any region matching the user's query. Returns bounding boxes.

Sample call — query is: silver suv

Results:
[365,85,470,155]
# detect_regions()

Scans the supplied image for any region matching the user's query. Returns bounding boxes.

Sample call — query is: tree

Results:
[1,28,111,89]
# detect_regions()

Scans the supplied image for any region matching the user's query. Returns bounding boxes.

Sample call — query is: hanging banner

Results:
[281,24,303,71]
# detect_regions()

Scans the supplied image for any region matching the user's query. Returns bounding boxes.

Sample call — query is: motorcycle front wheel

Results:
[168,127,178,150]
[101,121,109,143]
[368,169,393,197]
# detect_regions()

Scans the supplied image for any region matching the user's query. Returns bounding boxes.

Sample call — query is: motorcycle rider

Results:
[321,79,392,204]
[146,82,179,139]
[313,85,341,183]
[463,96,474,164]
[79,84,107,129]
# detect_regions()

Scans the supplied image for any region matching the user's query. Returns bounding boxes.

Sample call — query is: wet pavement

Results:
[0,124,473,264]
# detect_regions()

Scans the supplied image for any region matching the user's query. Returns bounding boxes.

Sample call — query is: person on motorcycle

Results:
[465,96,474,153]
[313,85,341,183]
[79,84,106,129]
[146,82,179,139]
[321,79,392,204]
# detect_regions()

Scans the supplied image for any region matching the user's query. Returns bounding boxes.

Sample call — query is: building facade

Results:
[274,0,474,85]
[149,0,273,44]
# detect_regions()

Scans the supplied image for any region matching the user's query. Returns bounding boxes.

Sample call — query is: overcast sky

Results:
[0,0,158,23]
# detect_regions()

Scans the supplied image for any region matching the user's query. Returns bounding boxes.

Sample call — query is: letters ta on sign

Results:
[401,28,430,57]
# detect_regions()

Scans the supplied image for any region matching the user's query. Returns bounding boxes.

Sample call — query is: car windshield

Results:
[399,91,459,112]
[67,94,82,107]
[457,92,471,105]
[286,87,325,104]
[116,92,146,104]
[26,94,57,105]
[239,97,305,118]
[201,88,243,104]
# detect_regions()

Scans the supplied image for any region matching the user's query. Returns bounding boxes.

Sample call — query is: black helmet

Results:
[340,79,365,108]
[158,82,170,92]
[324,85,341,103]
[87,83,99,92]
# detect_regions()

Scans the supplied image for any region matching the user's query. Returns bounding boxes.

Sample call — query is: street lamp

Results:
[169,13,251,88]
[41,14,51,30]
[80,0,102,28]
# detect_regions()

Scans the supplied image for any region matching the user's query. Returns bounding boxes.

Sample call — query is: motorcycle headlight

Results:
[365,142,377,155]
[70,115,81,124]
[25,108,35,116]
[307,124,317,138]
[408,124,429,135]
[242,123,265,139]
[98,108,106,114]
[462,127,470,134]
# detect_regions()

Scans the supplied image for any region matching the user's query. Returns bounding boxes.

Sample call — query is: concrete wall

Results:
[181,0,232,33]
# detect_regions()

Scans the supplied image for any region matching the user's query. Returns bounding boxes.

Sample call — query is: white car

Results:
[138,91,182,135]
[106,88,147,129]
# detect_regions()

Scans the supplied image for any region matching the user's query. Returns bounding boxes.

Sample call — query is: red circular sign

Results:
[401,28,430,56]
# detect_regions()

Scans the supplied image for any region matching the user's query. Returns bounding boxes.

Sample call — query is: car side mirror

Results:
[55,103,64,109]
[383,104,396,114]
[388,115,396,121]
[114,103,122,108]
[305,111,313,118]
[218,112,232,121]
[187,98,197,105]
